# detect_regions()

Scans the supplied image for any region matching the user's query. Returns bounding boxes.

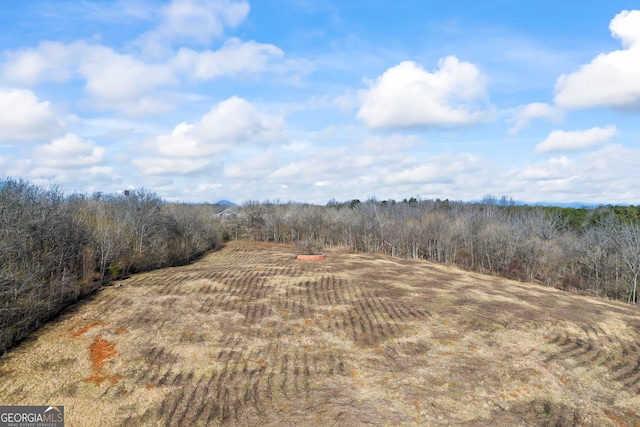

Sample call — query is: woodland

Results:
[2,176,640,354]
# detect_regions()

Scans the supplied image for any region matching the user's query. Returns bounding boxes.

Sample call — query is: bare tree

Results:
[612,223,640,303]
[0,179,223,354]
[577,227,611,297]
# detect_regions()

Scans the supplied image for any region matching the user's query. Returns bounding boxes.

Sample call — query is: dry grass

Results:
[1,241,640,426]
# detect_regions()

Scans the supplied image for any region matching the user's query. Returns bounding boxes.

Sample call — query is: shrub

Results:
[296,239,324,255]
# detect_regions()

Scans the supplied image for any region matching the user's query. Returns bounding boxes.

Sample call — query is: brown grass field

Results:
[2,241,640,426]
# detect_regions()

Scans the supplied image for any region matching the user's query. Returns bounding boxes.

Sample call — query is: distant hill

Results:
[215,199,238,206]
[524,201,600,209]
[468,198,598,209]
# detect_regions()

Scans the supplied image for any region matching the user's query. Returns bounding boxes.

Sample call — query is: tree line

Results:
[3,175,640,354]
[0,178,221,354]
[221,197,640,304]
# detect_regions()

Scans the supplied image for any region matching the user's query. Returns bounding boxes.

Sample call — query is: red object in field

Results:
[296,254,325,261]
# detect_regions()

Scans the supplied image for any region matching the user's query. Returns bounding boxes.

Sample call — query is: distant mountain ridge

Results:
[215,199,238,206]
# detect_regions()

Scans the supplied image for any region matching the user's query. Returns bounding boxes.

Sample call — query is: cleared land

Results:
[1,241,640,426]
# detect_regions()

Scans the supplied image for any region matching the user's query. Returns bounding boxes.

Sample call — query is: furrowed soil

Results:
[2,242,640,426]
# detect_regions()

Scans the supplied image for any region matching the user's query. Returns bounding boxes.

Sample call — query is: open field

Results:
[2,241,640,426]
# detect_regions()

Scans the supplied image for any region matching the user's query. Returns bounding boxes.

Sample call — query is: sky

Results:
[1,0,640,205]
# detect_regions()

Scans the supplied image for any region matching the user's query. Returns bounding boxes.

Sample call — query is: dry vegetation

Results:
[0,178,221,354]
[1,241,640,426]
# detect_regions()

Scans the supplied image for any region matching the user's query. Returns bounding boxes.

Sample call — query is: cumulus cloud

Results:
[264,145,402,197]
[356,57,490,129]
[133,157,210,175]
[384,152,484,185]
[245,146,408,202]
[79,45,177,115]
[173,38,283,80]
[164,0,248,37]
[519,156,575,181]
[1,41,77,86]
[554,10,640,110]
[1,41,176,115]
[1,35,284,116]
[26,164,117,188]
[269,147,348,179]
[136,0,250,56]
[223,150,279,179]
[0,88,64,141]
[87,0,156,22]
[513,144,640,203]
[0,0,282,119]
[360,134,418,153]
[199,97,283,143]
[32,133,106,167]
[5,133,117,188]
[79,48,173,101]
[152,122,204,157]
[137,97,283,175]
[535,126,617,153]
[260,143,640,205]
[508,102,563,135]
[609,9,640,49]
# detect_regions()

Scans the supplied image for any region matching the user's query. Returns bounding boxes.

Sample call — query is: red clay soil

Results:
[83,335,123,386]
[71,321,104,338]
[296,254,325,261]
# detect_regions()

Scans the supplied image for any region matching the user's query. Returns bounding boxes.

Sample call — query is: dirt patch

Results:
[71,321,104,338]
[83,335,123,386]
[296,254,326,261]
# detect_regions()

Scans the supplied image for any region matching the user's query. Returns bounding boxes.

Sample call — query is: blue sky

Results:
[1,0,639,204]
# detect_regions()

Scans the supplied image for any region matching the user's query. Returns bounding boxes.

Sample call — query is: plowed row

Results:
[1,241,640,426]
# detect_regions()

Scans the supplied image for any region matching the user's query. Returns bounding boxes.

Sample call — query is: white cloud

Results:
[360,134,418,153]
[223,150,279,179]
[197,97,284,145]
[79,46,177,115]
[356,57,490,129]
[513,145,640,203]
[153,122,209,157]
[26,164,117,188]
[269,147,348,179]
[334,90,358,111]
[159,0,249,41]
[168,182,223,200]
[137,97,283,175]
[1,41,176,115]
[610,9,640,49]
[535,126,617,153]
[1,41,83,86]
[554,10,640,110]
[190,133,426,203]
[0,88,64,141]
[133,157,210,175]
[32,133,106,167]
[6,133,116,188]
[136,0,250,56]
[79,45,176,106]
[519,156,575,181]
[508,102,563,135]
[2,42,70,86]
[83,0,156,22]
[173,38,283,80]
[2,35,284,116]
[122,138,640,205]
[384,152,483,185]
